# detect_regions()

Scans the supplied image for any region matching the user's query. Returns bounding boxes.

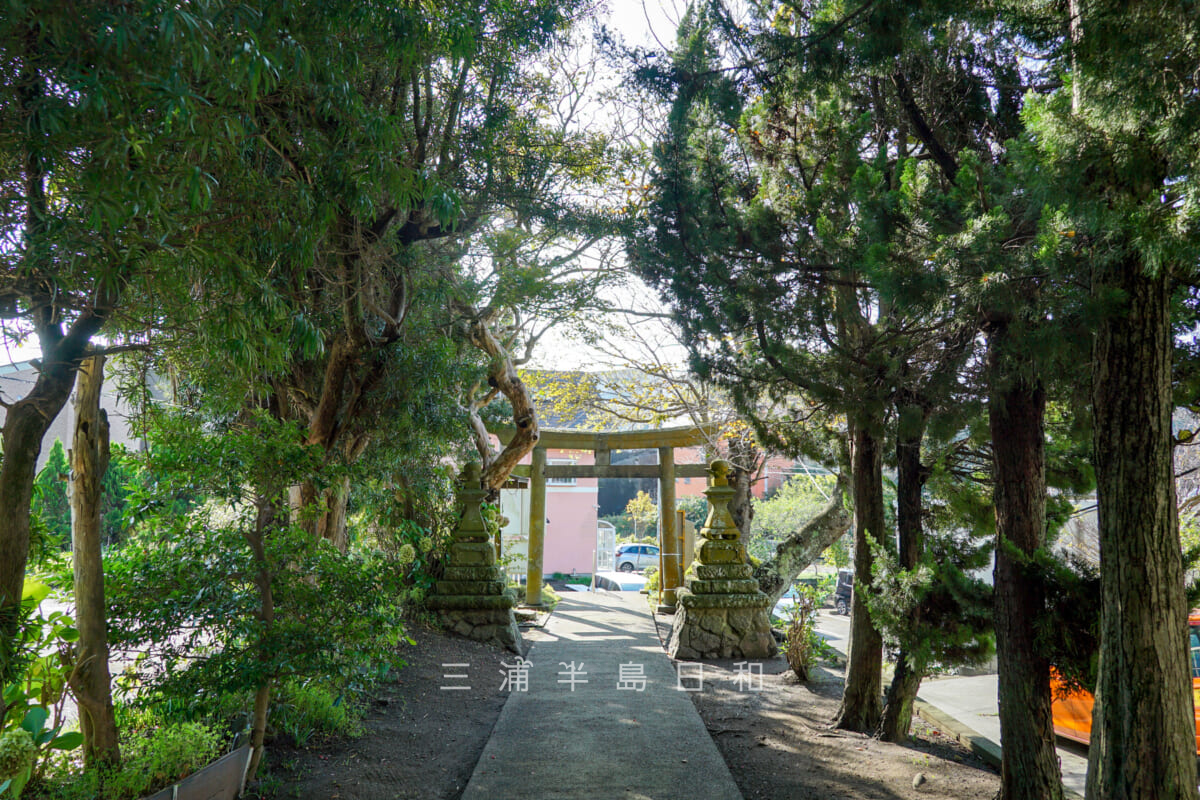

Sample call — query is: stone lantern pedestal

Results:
[667,460,776,660]
[427,463,523,653]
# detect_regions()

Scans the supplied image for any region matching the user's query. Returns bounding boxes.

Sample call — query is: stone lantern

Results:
[666,459,776,660]
[426,462,522,653]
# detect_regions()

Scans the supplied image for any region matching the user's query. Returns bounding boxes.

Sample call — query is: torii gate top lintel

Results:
[491,423,717,452]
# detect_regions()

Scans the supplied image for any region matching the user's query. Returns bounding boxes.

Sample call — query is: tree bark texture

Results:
[318,474,352,552]
[835,423,886,732]
[245,496,277,781]
[989,339,1062,800]
[68,355,121,768]
[753,473,851,604]
[468,316,539,490]
[879,405,928,742]
[0,348,89,685]
[728,465,755,539]
[1086,261,1198,800]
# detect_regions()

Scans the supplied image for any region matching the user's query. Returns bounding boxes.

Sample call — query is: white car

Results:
[593,571,647,591]
[615,544,660,572]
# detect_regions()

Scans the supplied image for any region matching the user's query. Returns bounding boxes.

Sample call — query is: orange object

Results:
[1050,612,1200,754]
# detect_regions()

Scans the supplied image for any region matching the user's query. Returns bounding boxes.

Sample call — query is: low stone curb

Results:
[913,699,1084,800]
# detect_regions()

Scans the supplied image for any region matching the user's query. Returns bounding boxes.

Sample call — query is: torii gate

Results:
[493,424,716,608]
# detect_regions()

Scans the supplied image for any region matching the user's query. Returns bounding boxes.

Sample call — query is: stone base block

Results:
[443,565,506,581]
[447,541,497,565]
[434,579,507,596]
[434,608,523,654]
[698,539,747,564]
[667,599,777,660]
[688,578,761,595]
[694,563,754,580]
[426,592,517,611]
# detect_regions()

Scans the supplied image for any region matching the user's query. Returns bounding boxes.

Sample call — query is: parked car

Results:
[615,544,660,572]
[593,571,647,592]
[1051,611,1200,754]
[833,568,853,615]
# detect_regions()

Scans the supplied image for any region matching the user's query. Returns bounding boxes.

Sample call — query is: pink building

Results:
[541,448,599,575]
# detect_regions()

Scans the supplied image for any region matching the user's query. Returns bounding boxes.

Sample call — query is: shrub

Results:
[40,722,222,800]
[273,682,364,745]
[783,585,829,682]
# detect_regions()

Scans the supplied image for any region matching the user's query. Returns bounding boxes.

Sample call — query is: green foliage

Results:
[676,495,708,532]
[30,443,70,562]
[106,522,405,719]
[782,585,831,682]
[40,721,222,800]
[98,445,143,547]
[1,579,83,795]
[866,536,994,677]
[822,535,851,570]
[103,408,406,728]
[642,566,660,604]
[602,514,634,540]
[750,475,836,544]
[1030,549,1102,696]
[624,491,658,539]
[0,728,35,799]
[273,681,364,746]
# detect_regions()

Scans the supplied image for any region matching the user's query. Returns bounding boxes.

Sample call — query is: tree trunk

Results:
[0,358,82,688]
[318,475,352,552]
[244,495,277,782]
[834,423,886,732]
[753,473,851,604]
[989,336,1062,800]
[68,355,120,768]
[466,315,539,491]
[879,404,928,742]
[1086,260,1198,799]
[728,465,755,539]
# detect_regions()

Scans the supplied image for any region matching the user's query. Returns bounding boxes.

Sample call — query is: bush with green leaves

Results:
[782,585,830,682]
[1,579,85,798]
[272,681,364,746]
[37,720,221,800]
[866,535,995,678]
[98,408,408,743]
[105,520,407,723]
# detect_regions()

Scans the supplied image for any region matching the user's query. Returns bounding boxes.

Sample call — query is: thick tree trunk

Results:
[245,496,277,781]
[834,423,886,732]
[879,404,928,742]
[753,473,851,604]
[1086,261,1198,799]
[728,465,755,539]
[0,353,83,688]
[68,355,120,768]
[318,475,352,552]
[989,337,1062,800]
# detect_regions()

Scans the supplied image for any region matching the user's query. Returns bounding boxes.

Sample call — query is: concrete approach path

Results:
[461,591,743,800]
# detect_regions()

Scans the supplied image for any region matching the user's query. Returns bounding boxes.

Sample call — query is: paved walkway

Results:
[461,592,743,800]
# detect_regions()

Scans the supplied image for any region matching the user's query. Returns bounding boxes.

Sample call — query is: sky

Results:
[523,0,690,372]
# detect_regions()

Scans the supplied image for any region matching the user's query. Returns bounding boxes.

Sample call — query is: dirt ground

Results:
[686,656,1000,800]
[256,623,509,800]
[259,600,999,800]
